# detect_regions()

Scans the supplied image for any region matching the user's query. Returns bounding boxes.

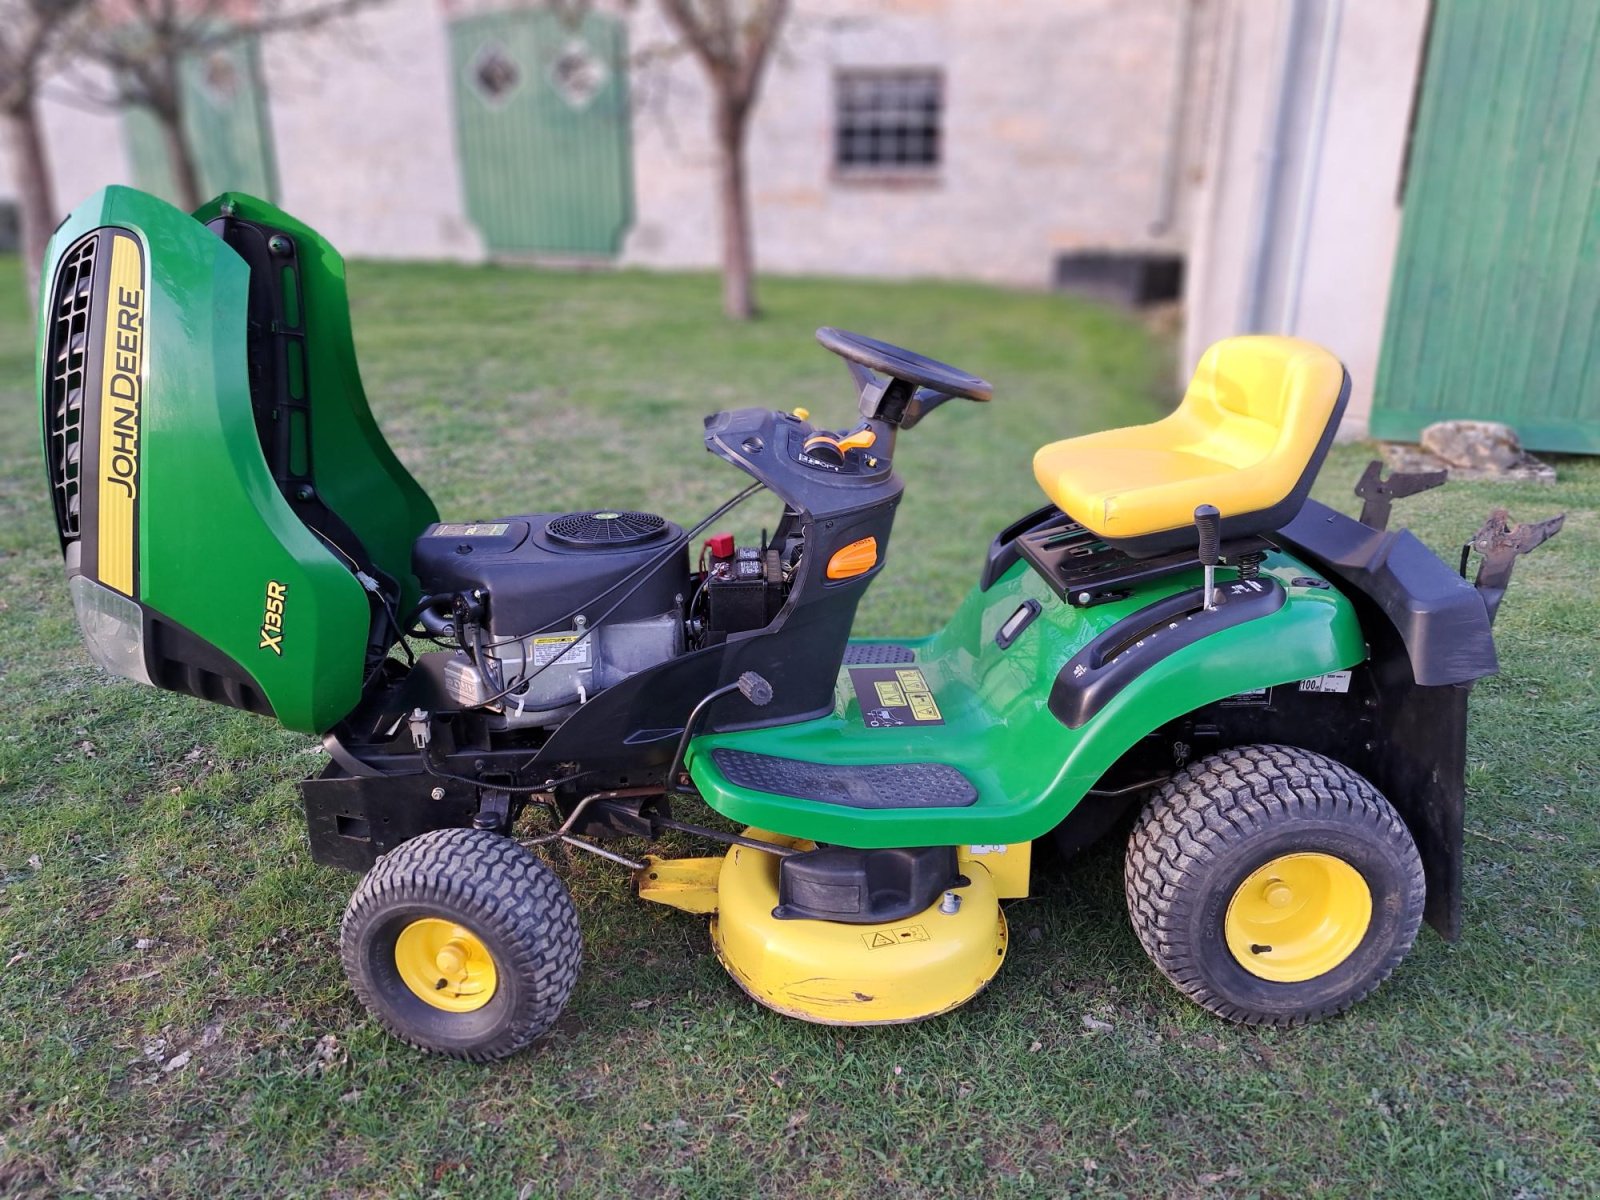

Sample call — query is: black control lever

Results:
[665,672,776,795]
[1194,505,1221,611]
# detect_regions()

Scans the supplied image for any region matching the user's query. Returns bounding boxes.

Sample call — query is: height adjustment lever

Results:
[1194,505,1221,611]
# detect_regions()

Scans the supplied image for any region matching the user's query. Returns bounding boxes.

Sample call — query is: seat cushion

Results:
[1033,336,1346,542]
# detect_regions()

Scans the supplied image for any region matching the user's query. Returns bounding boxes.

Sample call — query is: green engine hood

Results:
[38,186,436,733]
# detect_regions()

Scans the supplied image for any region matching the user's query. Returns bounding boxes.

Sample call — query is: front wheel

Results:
[1125,744,1424,1025]
[340,827,581,1060]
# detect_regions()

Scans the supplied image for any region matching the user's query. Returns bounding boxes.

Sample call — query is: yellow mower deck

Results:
[639,834,1024,1025]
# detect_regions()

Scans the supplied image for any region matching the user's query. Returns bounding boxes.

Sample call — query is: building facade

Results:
[11,0,1213,287]
[10,2,1590,443]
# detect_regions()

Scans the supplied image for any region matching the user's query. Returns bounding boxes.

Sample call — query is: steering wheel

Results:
[816,327,993,403]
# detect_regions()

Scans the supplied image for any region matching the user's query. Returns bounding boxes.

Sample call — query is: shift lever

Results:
[1195,504,1221,611]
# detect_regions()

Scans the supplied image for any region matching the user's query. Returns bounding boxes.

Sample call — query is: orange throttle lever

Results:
[802,423,877,465]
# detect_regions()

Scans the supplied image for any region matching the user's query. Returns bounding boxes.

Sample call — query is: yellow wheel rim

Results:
[394,918,498,1012]
[1224,853,1372,983]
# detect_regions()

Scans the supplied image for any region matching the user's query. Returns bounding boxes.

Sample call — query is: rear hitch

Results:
[1461,508,1566,624]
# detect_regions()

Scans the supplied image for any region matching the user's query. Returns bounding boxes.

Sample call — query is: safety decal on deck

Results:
[861,924,930,950]
[1298,670,1353,694]
[849,666,944,727]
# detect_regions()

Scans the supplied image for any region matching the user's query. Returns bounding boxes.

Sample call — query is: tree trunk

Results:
[713,96,756,320]
[156,98,204,212]
[3,94,58,312]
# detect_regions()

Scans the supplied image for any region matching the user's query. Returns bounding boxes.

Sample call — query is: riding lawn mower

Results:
[38,187,1563,1060]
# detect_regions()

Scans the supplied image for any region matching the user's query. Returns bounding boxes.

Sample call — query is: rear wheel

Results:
[1125,744,1424,1025]
[340,827,581,1060]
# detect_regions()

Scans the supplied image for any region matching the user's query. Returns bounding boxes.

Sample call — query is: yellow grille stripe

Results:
[96,234,145,596]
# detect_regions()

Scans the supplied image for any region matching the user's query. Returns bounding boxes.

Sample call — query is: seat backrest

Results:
[1179,335,1346,470]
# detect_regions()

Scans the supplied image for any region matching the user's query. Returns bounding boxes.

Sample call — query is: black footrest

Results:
[711,749,976,810]
[842,642,915,665]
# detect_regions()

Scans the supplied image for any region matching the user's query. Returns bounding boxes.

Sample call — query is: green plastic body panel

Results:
[38,186,436,733]
[687,553,1366,847]
[192,192,439,616]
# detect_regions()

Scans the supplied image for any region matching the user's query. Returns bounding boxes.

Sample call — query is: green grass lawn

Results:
[1,257,1595,1199]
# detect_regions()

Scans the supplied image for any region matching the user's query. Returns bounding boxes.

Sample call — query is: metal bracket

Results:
[473,786,511,832]
[1461,508,1566,624]
[1354,460,1447,530]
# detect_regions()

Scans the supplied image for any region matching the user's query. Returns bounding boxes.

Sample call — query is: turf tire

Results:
[340,827,581,1060]
[1125,744,1425,1026]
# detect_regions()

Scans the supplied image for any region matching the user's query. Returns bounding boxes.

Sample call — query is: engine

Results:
[412,510,690,728]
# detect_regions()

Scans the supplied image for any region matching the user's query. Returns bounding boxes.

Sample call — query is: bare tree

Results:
[656,0,789,320]
[2,0,88,305]
[66,0,376,213]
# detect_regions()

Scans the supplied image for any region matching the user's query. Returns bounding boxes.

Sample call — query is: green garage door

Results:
[1374,1,1600,453]
[449,9,634,257]
[123,38,278,205]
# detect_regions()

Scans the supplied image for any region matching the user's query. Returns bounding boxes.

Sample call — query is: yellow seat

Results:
[1032,335,1348,553]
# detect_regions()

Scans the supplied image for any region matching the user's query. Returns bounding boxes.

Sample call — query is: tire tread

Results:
[1124,744,1425,1026]
[340,828,581,1061]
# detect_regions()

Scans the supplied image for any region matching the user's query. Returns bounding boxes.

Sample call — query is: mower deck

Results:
[640,835,1016,1026]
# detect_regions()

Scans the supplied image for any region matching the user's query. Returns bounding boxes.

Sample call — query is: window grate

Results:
[834,69,943,173]
[45,233,99,542]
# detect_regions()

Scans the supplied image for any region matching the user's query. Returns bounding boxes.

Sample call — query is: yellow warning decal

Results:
[96,232,145,597]
[874,680,906,707]
[896,668,943,723]
[849,665,944,727]
[860,924,930,950]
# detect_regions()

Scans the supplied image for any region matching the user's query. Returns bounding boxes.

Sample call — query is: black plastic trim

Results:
[301,764,477,872]
[842,642,916,665]
[1049,579,1286,729]
[995,599,1042,649]
[979,503,1059,590]
[712,748,977,809]
[1275,499,1498,686]
[143,605,275,718]
[774,844,964,924]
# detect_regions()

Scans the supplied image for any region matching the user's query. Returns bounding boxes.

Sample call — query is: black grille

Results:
[547,509,668,547]
[44,233,99,541]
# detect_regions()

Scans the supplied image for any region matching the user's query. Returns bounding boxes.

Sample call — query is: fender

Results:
[687,553,1366,848]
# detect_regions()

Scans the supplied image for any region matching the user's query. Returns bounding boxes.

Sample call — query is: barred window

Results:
[834,69,943,174]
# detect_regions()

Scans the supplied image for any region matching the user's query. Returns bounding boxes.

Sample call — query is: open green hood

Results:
[38,186,437,733]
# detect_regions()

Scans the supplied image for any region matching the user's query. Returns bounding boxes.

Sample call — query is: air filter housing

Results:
[412,510,689,635]
[547,509,668,547]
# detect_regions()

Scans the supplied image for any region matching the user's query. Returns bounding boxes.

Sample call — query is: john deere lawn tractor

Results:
[39,187,1563,1059]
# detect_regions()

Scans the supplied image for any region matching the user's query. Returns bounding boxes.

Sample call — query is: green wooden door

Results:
[1374,1,1600,453]
[123,38,279,204]
[449,9,634,257]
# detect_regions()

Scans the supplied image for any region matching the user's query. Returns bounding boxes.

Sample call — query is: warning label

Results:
[526,634,589,667]
[861,924,930,950]
[428,522,509,537]
[1298,670,1352,694]
[849,666,944,728]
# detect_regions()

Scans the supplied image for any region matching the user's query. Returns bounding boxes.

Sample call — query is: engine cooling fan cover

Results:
[546,509,669,548]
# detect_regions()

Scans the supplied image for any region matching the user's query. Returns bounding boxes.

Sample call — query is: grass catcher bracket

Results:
[1462,508,1566,624]
[1354,460,1447,531]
